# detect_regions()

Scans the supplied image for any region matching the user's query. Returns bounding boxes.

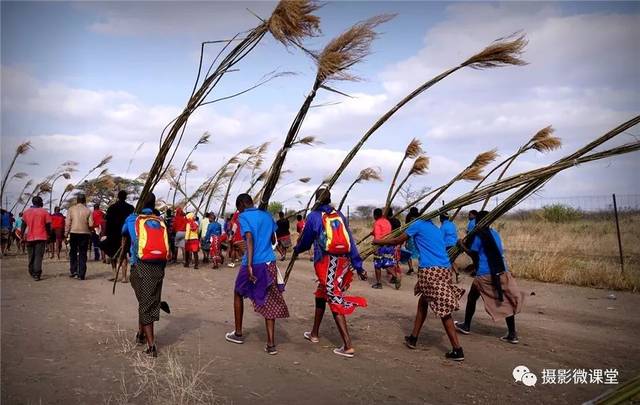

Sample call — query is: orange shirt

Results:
[373,217,392,240]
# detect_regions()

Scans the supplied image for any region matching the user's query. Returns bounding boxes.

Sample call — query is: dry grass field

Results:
[349,212,640,292]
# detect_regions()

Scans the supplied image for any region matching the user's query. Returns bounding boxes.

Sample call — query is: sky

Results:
[2,1,639,213]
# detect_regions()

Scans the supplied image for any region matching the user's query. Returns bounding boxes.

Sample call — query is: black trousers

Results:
[27,240,46,278]
[69,233,90,279]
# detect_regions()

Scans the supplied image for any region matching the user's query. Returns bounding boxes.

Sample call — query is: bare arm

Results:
[373,232,409,246]
[245,231,256,283]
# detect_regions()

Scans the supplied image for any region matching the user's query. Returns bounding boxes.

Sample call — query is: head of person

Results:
[54,206,61,214]
[278,211,285,219]
[409,207,419,216]
[209,212,216,221]
[315,187,331,205]
[117,190,127,202]
[32,196,44,208]
[142,192,156,211]
[19,212,23,217]
[76,193,86,205]
[176,207,184,216]
[165,209,173,218]
[439,213,450,224]
[373,208,383,220]
[226,215,232,221]
[235,193,254,213]
[93,203,100,210]
[474,210,489,228]
[385,207,394,218]
[296,214,303,221]
[468,210,478,220]
[186,212,194,220]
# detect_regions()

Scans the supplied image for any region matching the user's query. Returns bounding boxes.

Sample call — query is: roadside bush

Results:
[541,203,582,222]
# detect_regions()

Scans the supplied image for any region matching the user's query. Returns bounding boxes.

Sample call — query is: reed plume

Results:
[337,167,382,210]
[1,141,32,205]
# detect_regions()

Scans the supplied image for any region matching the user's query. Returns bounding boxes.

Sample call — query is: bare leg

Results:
[265,319,276,347]
[310,297,326,338]
[411,295,429,337]
[332,313,354,352]
[374,267,382,284]
[233,292,244,335]
[193,251,199,269]
[441,314,461,349]
[142,322,154,346]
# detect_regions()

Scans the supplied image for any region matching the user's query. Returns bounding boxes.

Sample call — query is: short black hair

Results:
[469,209,478,216]
[439,213,449,221]
[143,192,156,210]
[235,193,253,209]
[373,208,383,219]
[385,207,394,217]
[117,190,127,201]
[278,211,285,218]
[315,188,331,205]
[32,196,44,207]
[296,214,303,221]
[475,210,489,222]
[76,194,86,204]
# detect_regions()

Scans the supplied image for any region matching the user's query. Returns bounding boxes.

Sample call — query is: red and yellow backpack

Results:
[135,214,170,262]
[319,210,351,255]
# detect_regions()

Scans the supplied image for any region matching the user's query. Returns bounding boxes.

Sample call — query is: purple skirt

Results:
[234,262,289,319]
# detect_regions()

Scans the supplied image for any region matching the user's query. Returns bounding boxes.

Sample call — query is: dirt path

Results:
[2,252,639,404]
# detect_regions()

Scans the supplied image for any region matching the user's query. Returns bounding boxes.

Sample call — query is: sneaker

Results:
[227,262,236,268]
[445,347,465,361]
[135,332,146,346]
[34,275,41,281]
[454,321,471,335]
[371,283,382,289]
[406,269,415,275]
[265,345,278,355]
[225,331,245,344]
[404,335,417,349]
[144,345,158,358]
[69,273,78,278]
[500,334,519,344]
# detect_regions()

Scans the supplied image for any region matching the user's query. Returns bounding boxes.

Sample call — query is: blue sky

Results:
[2,1,639,212]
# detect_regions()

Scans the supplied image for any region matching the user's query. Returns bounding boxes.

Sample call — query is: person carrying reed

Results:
[104,191,134,281]
[439,213,458,251]
[121,192,170,357]
[275,211,292,261]
[454,210,525,344]
[373,215,465,361]
[371,208,400,290]
[225,194,289,355]
[294,188,368,358]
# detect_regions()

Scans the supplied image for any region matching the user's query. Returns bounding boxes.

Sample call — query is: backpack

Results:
[319,210,351,255]
[135,214,170,262]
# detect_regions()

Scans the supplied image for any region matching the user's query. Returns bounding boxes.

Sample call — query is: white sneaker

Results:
[227,262,236,268]
[225,331,245,344]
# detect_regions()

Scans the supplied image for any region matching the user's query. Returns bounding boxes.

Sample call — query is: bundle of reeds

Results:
[383,138,423,213]
[1,141,32,205]
[172,132,210,206]
[134,0,322,215]
[359,116,640,260]
[337,167,382,210]
[257,15,393,210]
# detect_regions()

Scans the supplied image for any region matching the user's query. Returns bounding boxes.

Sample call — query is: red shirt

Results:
[373,217,392,240]
[22,207,51,241]
[231,211,243,243]
[92,209,104,229]
[172,213,187,232]
[296,219,306,233]
[50,213,65,230]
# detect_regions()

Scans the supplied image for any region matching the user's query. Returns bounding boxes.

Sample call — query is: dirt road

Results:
[2,253,639,404]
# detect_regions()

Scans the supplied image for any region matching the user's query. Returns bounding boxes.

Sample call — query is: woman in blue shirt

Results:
[374,216,465,361]
[455,211,525,344]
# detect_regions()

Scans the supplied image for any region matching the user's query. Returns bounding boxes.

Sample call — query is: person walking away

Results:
[295,214,305,239]
[205,213,224,269]
[370,208,400,289]
[455,210,524,344]
[275,211,292,261]
[20,196,51,281]
[172,207,187,264]
[439,213,458,251]
[104,191,134,281]
[373,215,465,361]
[404,207,420,275]
[294,188,368,358]
[225,194,289,355]
[121,192,170,357]
[227,210,243,267]
[50,207,66,259]
[0,209,11,255]
[13,212,26,254]
[184,212,200,269]
[91,203,105,261]
[199,212,211,264]
[66,194,93,280]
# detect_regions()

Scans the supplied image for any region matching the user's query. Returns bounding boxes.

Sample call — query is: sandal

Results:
[333,346,355,358]
[303,331,319,343]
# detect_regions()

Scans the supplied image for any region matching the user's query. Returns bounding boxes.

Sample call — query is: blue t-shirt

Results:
[466,218,476,233]
[440,220,458,247]
[238,207,277,266]
[1,212,11,229]
[122,208,161,264]
[470,228,508,277]
[405,219,451,268]
[204,221,222,241]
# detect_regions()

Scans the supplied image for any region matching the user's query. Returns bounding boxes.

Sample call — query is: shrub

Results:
[541,203,582,223]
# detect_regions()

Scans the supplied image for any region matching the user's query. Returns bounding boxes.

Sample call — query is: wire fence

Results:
[492,194,640,212]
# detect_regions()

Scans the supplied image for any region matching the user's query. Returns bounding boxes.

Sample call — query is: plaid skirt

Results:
[414,266,464,318]
[474,272,525,321]
[130,261,165,325]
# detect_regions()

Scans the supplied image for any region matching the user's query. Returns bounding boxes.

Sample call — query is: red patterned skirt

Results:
[314,255,367,316]
[414,266,464,318]
[185,239,200,253]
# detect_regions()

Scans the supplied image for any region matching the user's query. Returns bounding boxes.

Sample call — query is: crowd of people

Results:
[3,187,524,361]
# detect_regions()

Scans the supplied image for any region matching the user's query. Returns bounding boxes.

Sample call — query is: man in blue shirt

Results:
[466,210,478,235]
[439,213,458,250]
[225,194,289,355]
[294,188,368,358]
[455,210,525,344]
[374,215,465,361]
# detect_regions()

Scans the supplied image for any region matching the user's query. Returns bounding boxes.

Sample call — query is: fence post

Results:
[612,193,624,274]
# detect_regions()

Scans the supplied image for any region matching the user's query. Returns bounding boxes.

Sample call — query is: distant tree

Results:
[355,205,376,219]
[267,201,283,216]
[71,175,143,208]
